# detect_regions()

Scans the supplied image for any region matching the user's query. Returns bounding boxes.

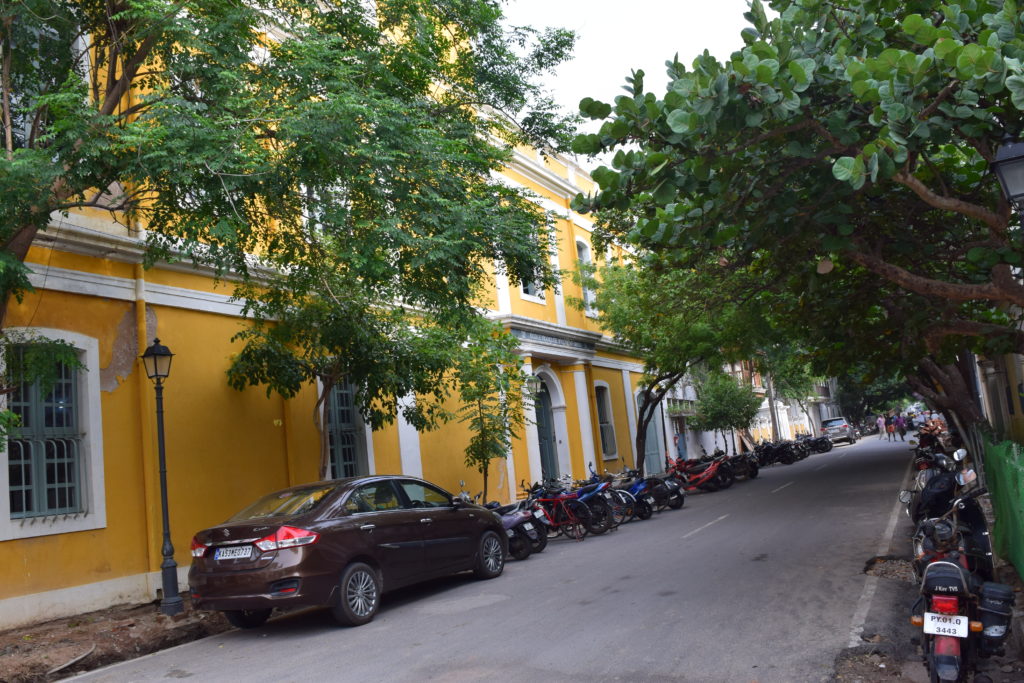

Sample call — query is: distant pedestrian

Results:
[876,414,886,439]
[895,414,907,441]
[886,415,895,441]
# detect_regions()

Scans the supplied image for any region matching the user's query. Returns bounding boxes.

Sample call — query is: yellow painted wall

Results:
[1,291,151,598]
[0,279,318,598]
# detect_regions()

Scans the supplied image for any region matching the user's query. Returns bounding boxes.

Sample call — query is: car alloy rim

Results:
[483,535,503,573]
[346,569,378,617]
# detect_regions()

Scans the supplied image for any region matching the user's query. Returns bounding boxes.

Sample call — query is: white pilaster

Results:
[573,367,597,470]
[396,395,423,478]
[622,369,638,464]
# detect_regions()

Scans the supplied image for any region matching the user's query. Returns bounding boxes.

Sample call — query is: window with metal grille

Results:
[595,385,617,460]
[8,348,83,518]
[326,382,366,479]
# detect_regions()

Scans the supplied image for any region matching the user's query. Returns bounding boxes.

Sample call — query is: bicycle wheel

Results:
[561,500,590,540]
[585,496,614,534]
[610,489,636,525]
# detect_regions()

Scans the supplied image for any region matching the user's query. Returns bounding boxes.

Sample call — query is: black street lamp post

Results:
[141,338,183,616]
[991,137,1024,212]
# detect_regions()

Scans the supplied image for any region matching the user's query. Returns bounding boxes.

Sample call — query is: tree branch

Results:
[892,170,1006,235]
[845,249,1024,306]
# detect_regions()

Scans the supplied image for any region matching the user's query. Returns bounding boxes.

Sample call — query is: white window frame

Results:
[0,328,106,540]
[576,239,597,316]
[594,381,617,461]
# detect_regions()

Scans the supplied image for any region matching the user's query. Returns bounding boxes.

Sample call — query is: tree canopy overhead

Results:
[2,1,577,460]
[571,0,1024,430]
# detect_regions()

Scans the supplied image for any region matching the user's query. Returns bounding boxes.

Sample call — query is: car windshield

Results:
[822,418,846,428]
[227,485,337,522]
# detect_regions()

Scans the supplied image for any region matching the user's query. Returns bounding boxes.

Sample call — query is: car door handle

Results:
[359,524,375,531]
[420,518,432,524]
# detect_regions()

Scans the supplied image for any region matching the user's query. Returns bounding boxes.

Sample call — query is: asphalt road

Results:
[72,437,915,683]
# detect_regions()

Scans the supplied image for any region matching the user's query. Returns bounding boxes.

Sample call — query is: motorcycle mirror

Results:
[898,490,913,504]
[953,448,968,462]
[956,469,977,486]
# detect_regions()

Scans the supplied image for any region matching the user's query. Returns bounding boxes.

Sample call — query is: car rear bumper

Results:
[188,566,337,612]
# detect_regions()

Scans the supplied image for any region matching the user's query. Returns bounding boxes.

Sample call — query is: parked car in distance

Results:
[188,475,507,629]
[821,417,858,445]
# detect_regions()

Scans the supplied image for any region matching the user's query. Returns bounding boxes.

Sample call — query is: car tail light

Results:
[931,595,960,615]
[190,537,209,558]
[254,526,320,552]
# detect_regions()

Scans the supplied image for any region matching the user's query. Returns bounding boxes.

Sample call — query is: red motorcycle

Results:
[910,486,1014,682]
[665,453,734,492]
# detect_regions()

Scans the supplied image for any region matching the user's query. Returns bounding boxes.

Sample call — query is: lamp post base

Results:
[159,561,184,616]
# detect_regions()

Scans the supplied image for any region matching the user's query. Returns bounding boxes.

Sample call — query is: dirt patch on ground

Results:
[864,555,917,583]
[832,649,903,681]
[0,599,230,682]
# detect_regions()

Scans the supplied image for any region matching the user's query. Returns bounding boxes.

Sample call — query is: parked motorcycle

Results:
[483,498,544,560]
[909,486,1014,682]
[900,448,994,583]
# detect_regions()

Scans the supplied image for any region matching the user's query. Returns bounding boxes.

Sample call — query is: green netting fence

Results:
[983,439,1024,580]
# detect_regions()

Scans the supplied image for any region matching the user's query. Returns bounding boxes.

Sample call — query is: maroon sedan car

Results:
[188,475,507,628]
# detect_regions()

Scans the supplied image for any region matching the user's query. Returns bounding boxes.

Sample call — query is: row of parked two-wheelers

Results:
[898,433,1016,682]
[476,449,762,562]
[754,433,834,466]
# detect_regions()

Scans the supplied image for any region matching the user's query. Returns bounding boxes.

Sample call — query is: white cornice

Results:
[27,264,246,317]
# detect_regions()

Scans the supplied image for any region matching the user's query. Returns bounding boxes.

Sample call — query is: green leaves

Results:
[902,14,938,45]
[832,156,866,189]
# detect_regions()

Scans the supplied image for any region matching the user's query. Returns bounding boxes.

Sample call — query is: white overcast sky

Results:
[502,0,756,165]
[502,0,755,112]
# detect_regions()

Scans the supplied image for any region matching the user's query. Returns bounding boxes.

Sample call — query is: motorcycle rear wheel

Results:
[509,528,532,561]
[585,496,614,534]
[528,522,548,553]
[609,489,636,525]
[717,467,735,489]
[635,497,653,520]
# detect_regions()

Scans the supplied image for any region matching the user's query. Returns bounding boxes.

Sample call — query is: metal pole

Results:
[155,378,183,616]
[765,373,780,442]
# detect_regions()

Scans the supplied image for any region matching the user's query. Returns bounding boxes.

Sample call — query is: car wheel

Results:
[331,562,381,627]
[473,530,505,579]
[223,608,272,629]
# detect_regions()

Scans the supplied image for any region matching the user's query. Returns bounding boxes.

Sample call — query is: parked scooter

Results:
[483,499,544,560]
[899,448,993,582]
[461,481,543,560]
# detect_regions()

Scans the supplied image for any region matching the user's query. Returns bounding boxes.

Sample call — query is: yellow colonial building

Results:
[0,147,664,629]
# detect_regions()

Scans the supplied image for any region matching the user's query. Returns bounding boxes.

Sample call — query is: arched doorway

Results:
[535,379,559,480]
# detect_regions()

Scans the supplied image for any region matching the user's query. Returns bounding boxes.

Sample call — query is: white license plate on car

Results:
[214,545,252,561]
[923,612,967,638]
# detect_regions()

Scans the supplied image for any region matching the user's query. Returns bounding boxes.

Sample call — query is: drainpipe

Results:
[134,260,160,581]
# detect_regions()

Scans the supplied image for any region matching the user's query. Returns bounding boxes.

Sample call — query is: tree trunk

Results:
[314,376,335,481]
